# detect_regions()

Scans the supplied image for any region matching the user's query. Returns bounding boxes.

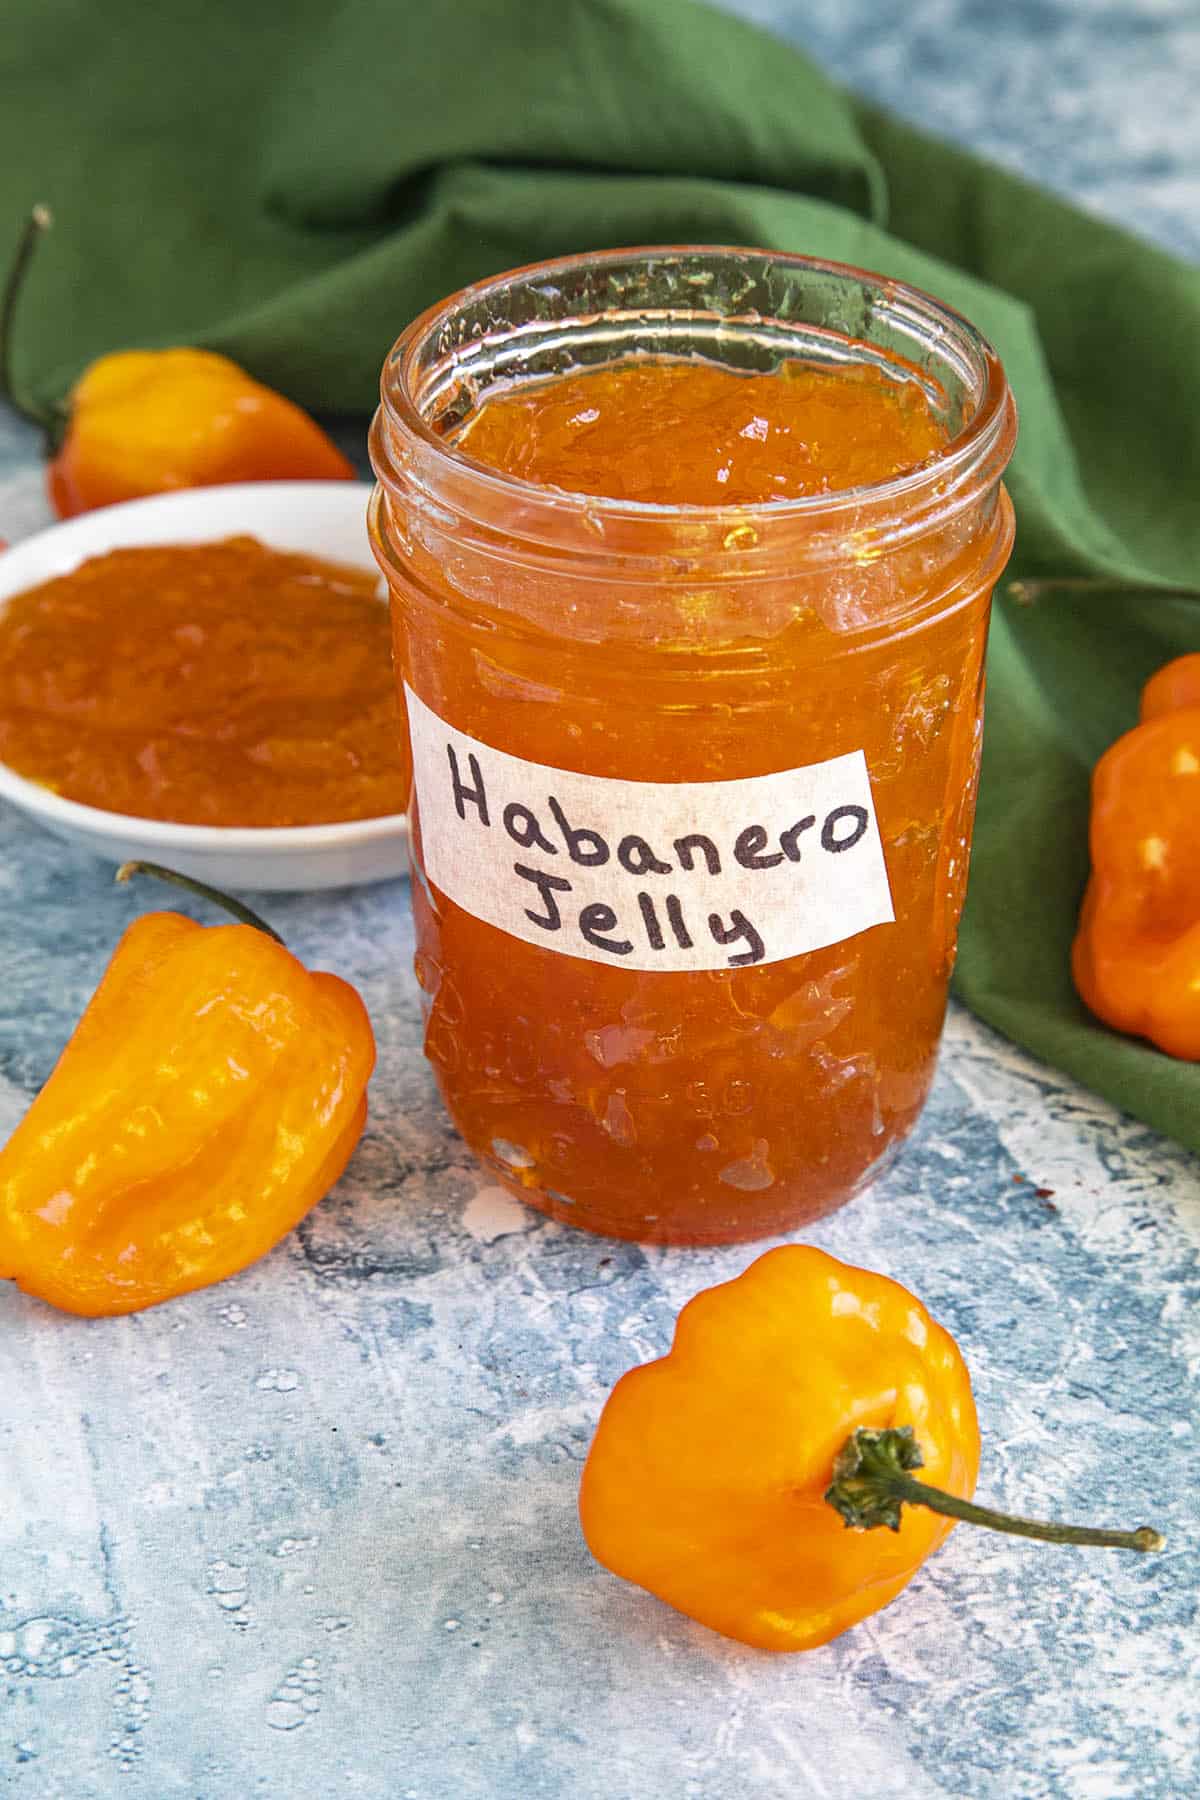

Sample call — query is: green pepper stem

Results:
[1008,576,1200,607]
[825,1427,1164,1553]
[876,1474,1162,1551]
[115,861,286,947]
[0,205,64,440]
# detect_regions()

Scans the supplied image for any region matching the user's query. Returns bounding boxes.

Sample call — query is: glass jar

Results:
[369,247,1016,1245]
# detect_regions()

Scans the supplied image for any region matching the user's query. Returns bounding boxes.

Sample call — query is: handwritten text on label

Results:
[405,687,894,972]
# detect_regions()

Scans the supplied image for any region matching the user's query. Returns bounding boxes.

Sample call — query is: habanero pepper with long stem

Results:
[580,1246,1164,1653]
[0,207,356,516]
[0,863,375,1318]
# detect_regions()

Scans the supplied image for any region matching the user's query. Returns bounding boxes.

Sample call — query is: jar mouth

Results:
[374,244,1016,539]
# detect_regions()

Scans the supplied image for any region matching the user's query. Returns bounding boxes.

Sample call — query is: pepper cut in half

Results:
[0,865,375,1316]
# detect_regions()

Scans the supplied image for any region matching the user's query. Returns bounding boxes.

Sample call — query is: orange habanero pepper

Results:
[1140,651,1200,722]
[0,864,375,1317]
[0,207,355,517]
[580,1247,1162,1652]
[1073,654,1200,1059]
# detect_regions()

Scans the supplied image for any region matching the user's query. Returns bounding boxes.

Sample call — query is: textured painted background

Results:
[1,3,1198,1796]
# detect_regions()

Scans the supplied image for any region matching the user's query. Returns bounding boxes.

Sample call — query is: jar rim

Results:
[375,244,1016,531]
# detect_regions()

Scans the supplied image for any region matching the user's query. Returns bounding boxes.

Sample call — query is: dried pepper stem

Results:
[1008,576,1200,606]
[116,861,286,946]
[826,1427,1164,1553]
[0,205,63,440]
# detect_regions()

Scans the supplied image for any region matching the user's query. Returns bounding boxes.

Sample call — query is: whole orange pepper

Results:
[45,346,356,516]
[0,864,375,1317]
[1,208,355,517]
[1140,650,1200,723]
[1073,655,1200,1059]
[580,1247,1161,1652]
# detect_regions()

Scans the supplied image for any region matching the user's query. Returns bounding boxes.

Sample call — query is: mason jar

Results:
[369,246,1017,1245]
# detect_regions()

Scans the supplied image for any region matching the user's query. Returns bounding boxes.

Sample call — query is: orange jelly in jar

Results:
[370,249,1017,1244]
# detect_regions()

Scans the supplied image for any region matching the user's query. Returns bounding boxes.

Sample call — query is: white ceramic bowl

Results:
[0,481,409,891]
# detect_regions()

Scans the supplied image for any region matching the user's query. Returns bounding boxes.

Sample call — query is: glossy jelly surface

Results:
[0,536,408,827]
[459,360,947,504]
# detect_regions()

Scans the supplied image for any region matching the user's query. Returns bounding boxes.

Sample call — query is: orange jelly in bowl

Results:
[370,248,1017,1244]
[0,537,407,828]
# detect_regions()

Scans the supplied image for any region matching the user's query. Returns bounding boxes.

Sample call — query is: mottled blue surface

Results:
[1,4,1199,1797]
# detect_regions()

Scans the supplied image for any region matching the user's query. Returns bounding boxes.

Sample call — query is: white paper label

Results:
[405,686,894,972]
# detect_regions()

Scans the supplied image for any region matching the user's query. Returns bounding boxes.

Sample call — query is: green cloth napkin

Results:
[3,0,1199,1150]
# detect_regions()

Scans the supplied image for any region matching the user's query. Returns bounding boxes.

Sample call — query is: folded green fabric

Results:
[3,0,1198,1147]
